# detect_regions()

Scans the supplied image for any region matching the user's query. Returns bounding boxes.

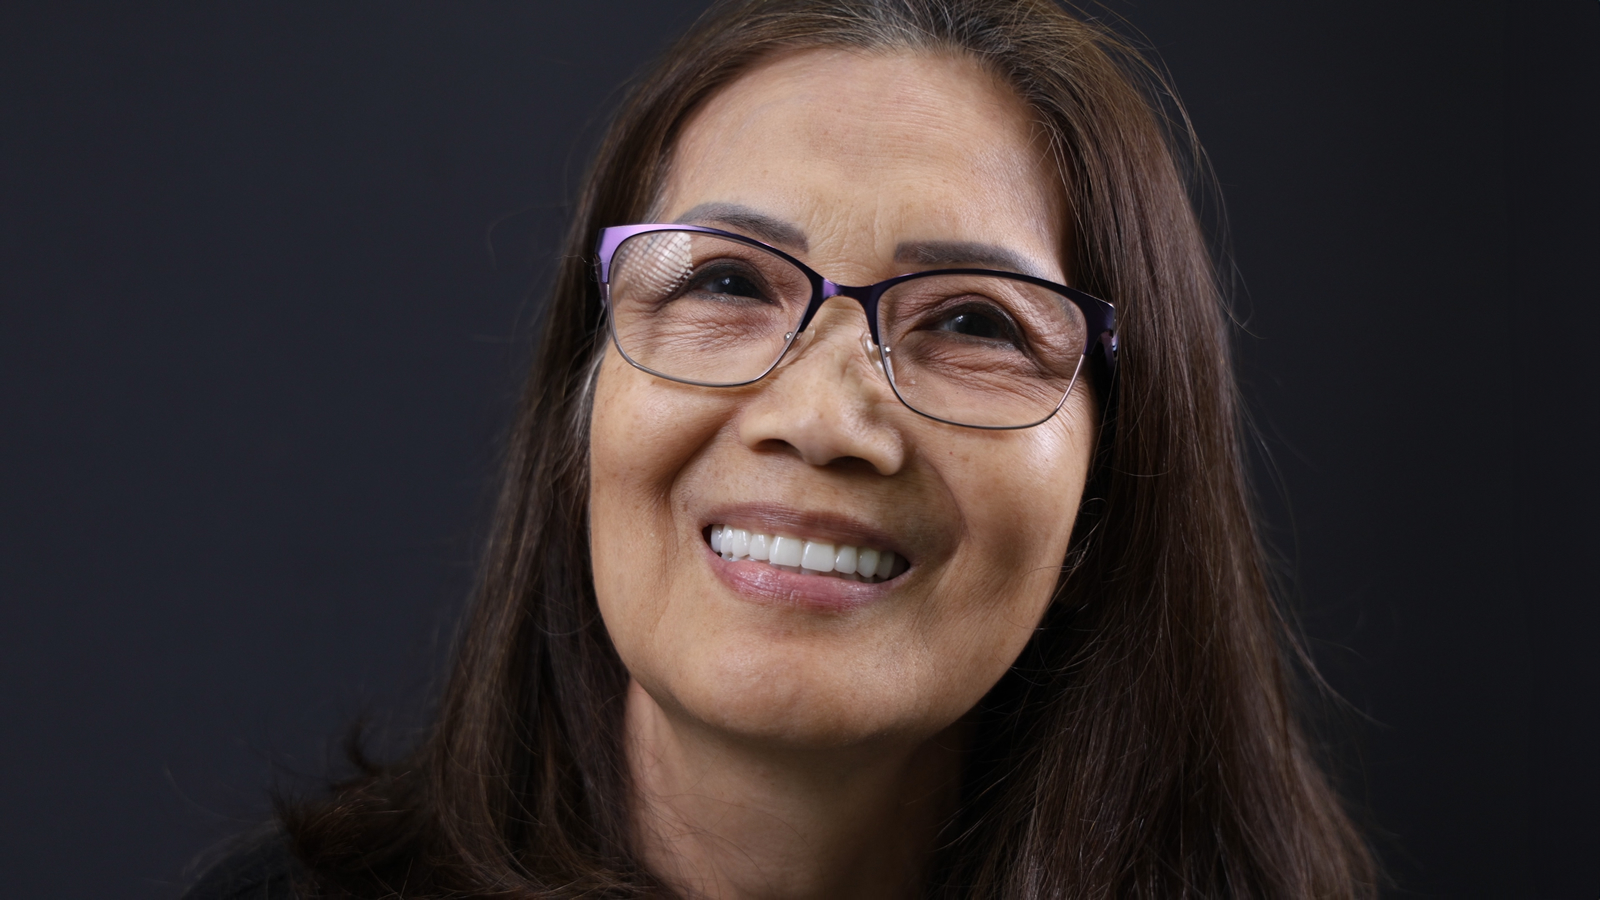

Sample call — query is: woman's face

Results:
[590,49,1096,750]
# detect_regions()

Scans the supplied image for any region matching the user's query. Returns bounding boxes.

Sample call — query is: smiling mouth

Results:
[708,524,907,584]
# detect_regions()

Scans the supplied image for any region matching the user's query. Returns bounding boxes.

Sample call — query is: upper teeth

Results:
[709,524,901,582]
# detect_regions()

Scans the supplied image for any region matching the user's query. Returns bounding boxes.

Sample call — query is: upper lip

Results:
[701,502,913,564]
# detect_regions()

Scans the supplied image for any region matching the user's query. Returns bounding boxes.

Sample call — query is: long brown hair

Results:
[281,0,1375,896]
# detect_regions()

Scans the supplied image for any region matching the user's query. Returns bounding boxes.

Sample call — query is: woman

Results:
[190,0,1374,896]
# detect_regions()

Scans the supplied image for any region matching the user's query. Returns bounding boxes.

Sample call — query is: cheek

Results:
[965,418,1090,559]
[592,358,683,552]
[591,351,729,505]
[588,353,733,642]
[930,401,1094,638]
[893,418,1092,729]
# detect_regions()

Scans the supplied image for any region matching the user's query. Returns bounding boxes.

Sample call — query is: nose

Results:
[737,300,908,475]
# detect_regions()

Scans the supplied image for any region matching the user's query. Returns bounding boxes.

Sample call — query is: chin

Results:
[637,632,957,751]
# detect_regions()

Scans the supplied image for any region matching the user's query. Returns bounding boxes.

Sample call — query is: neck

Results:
[624,680,966,900]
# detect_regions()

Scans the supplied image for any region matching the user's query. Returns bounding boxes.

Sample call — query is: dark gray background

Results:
[2,2,1595,897]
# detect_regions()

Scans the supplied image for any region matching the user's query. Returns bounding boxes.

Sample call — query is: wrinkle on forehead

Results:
[656,46,1069,283]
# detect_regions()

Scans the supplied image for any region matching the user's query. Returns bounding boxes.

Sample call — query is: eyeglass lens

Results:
[607,230,1089,428]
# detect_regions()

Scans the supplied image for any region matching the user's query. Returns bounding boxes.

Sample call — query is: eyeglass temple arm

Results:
[1068,289,1117,372]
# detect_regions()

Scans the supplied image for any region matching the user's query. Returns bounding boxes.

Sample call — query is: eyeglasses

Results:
[594,224,1117,429]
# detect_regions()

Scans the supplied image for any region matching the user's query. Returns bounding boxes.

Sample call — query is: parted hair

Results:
[280,0,1376,896]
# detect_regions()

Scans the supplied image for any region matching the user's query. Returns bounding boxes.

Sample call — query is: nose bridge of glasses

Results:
[799,279,879,342]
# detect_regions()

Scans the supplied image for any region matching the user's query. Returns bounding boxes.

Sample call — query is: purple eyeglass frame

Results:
[594,223,1118,429]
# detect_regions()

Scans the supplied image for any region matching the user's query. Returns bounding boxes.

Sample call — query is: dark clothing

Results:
[182,831,300,900]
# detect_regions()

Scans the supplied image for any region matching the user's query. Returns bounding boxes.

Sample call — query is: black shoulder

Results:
[182,829,302,900]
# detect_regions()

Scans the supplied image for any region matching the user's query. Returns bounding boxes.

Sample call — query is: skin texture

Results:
[589,49,1097,899]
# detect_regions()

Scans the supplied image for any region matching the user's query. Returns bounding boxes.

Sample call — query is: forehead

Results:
[660,48,1067,278]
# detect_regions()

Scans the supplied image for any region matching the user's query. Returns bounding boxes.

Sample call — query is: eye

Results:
[930,303,1022,345]
[680,261,775,304]
[699,271,764,299]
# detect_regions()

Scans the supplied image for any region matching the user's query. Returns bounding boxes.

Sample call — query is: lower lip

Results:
[704,541,898,612]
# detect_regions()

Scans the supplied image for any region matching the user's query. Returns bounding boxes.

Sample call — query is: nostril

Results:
[750,434,884,475]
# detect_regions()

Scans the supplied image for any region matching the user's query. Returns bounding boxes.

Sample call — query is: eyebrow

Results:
[893,240,1046,279]
[670,203,1047,280]
[673,202,809,253]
